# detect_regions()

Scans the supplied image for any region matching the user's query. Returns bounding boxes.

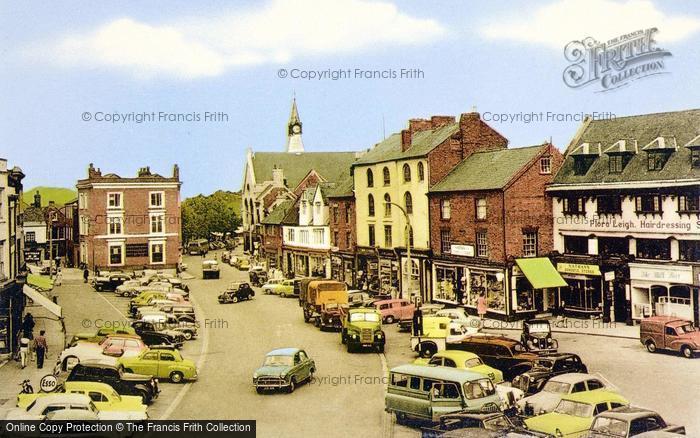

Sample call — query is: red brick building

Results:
[428,143,564,320]
[327,175,357,286]
[77,164,182,272]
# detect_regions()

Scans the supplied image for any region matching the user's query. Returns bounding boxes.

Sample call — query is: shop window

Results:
[678,194,700,213]
[539,156,551,174]
[368,195,375,217]
[596,195,621,214]
[404,192,413,214]
[469,271,505,312]
[476,232,488,258]
[435,266,457,302]
[562,197,585,215]
[635,195,661,214]
[476,198,487,220]
[522,231,537,257]
[599,237,628,257]
[418,162,425,181]
[564,236,588,255]
[384,225,392,247]
[366,169,374,187]
[692,149,700,168]
[403,164,411,182]
[368,225,375,246]
[679,240,700,262]
[441,199,451,220]
[383,167,391,186]
[384,194,392,217]
[440,230,451,254]
[560,278,602,311]
[636,238,670,260]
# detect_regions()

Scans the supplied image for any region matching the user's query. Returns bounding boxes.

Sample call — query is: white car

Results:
[516,373,608,416]
[57,337,146,371]
[435,308,482,334]
[261,279,284,294]
[5,393,147,421]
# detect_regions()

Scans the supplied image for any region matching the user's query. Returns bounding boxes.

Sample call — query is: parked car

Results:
[587,406,686,437]
[525,390,629,437]
[266,279,295,297]
[347,290,374,308]
[218,282,255,303]
[253,348,315,393]
[202,260,220,279]
[413,350,504,384]
[517,373,608,417]
[341,308,385,353]
[512,353,589,395]
[447,335,539,381]
[249,267,268,287]
[373,298,415,324]
[317,303,347,331]
[6,393,146,421]
[640,316,699,358]
[399,303,444,332]
[521,319,559,353]
[129,291,170,314]
[131,320,185,347]
[119,346,198,383]
[92,273,131,292]
[66,360,159,404]
[435,308,482,335]
[135,301,195,322]
[57,335,148,371]
[421,412,533,438]
[187,238,209,256]
[237,258,251,271]
[68,326,137,347]
[138,313,198,340]
[411,316,470,358]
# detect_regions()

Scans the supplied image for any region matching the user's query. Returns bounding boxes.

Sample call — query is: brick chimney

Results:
[401,129,412,152]
[272,166,285,187]
[173,164,180,180]
[33,190,41,208]
[87,163,102,179]
[137,166,152,177]
[458,111,508,159]
[430,115,455,129]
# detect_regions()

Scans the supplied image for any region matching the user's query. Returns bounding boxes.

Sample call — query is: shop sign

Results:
[557,263,601,276]
[604,271,615,282]
[629,264,693,284]
[450,244,475,257]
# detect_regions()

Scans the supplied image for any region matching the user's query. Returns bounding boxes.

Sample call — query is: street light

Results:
[385,201,414,301]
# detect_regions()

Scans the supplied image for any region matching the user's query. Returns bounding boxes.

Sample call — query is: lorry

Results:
[341,308,385,353]
[187,239,209,256]
[202,260,220,279]
[299,280,348,324]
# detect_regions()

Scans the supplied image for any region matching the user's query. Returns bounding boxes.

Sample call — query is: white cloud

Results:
[30,0,446,79]
[479,0,700,48]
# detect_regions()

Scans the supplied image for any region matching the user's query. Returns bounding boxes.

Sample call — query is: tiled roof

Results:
[252,152,359,189]
[430,145,545,192]
[22,206,46,223]
[554,109,700,185]
[261,199,295,225]
[325,174,354,198]
[354,123,460,166]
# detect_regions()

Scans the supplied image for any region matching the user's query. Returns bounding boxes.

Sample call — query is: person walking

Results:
[83,268,89,283]
[19,336,30,368]
[477,292,487,322]
[33,330,48,369]
[22,313,35,340]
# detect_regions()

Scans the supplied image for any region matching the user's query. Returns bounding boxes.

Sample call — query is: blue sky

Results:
[1,0,699,198]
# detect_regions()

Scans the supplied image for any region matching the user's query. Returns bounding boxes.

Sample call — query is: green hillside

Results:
[22,186,77,207]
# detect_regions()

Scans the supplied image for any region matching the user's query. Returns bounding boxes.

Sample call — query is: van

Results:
[385,364,501,424]
[640,315,700,358]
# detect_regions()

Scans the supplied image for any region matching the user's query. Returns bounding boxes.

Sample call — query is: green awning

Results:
[515,258,568,289]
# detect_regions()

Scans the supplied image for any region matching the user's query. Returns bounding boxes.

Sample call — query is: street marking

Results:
[379,352,394,438]
[160,292,209,420]
[94,292,128,319]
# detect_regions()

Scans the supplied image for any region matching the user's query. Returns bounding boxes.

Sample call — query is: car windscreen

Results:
[534,359,555,369]
[527,323,550,333]
[463,357,483,368]
[463,378,495,400]
[554,400,593,417]
[350,312,380,322]
[677,323,697,334]
[542,380,571,394]
[263,355,294,367]
[482,415,511,431]
[589,417,627,436]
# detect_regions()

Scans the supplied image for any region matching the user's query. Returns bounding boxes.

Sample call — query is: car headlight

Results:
[253,372,258,379]
[376,332,383,338]
[547,338,553,345]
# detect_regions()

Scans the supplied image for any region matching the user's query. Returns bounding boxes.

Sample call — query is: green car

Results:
[265,280,295,297]
[413,350,504,384]
[525,390,629,437]
[69,326,137,347]
[341,308,385,353]
[253,348,315,394]
[119,346,198,383]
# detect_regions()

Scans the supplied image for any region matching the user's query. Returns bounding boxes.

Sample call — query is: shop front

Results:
[629,263,695,321]
[555,262,604,318]
[0,280,24,356]
[331,251,356,288]
[356,248,378,292]
[511,258,568,318]
[397,249,430,302]
[377,249,399,296]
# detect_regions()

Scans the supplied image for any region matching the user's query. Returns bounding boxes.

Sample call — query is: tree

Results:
[181,191,241,243]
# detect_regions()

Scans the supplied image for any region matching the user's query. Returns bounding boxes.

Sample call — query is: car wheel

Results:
[232,296,239,303]
[395,412,407,425]
[170,371,184,383]
[256,387,264,394]
[681,345,694,359]
[96,285,102,292]
[347,342,354,353]
[264,289,270,295]
[287,377,296,393]
[341,331,347,345]
[137,389,150,404]
[419,342,436,358]
[385,315,395,324]
[646,340,657,353]
[183,331,193,341]
[377,344,385,354]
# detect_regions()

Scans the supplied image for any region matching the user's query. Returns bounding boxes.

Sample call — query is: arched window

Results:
[403,163,411,182]
[368,194,375,217]
[418,162,425,181]
[383,167,390,186]
[404,192,413,214]
[366,169,374,187]
[384,193,391,217]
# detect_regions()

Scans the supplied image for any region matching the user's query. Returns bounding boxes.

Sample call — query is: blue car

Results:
[253,348,315,394]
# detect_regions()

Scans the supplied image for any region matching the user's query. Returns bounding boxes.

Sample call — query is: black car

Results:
[93,274,131,292]
[447,335,539,382]
[520,319,558,353]
[131,321,185,347]
[66,360,159,404]
[511,353,588,395]
[218,282,255,303]
[421,412,538,438]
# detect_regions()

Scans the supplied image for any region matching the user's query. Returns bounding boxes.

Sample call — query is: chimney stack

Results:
[272,166,285,187]
[34,190,41,208]
[401,129,412,152]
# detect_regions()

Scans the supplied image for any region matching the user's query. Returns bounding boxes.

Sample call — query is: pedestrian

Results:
[33,330,48,369]
[477,292,487,321]
[19,336,30,368]
[83,268,89,283]
[54,268,62,286]
[412,306,424,336]
[22,313,35,340]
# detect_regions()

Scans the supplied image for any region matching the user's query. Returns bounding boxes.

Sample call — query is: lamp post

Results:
[385,201,413,301]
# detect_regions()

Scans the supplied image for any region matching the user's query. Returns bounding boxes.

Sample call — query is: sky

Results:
[1,0,699,198]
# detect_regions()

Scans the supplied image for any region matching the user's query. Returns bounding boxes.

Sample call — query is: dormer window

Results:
[573,156,596,175]
[571,142,600,175]
[691,149,700,168]
[647,151,669,171]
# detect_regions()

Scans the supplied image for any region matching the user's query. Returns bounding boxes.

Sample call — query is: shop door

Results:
[613,281,627,322]
[534,290,544,312]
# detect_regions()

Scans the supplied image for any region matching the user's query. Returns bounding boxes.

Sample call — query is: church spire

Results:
[286,96,304,153]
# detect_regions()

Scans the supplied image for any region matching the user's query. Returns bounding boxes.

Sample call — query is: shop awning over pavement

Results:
[515,258,568,289]
[23,285,62,318]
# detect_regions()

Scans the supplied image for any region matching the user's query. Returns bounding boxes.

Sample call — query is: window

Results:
[368,225,375,246]
[300,230,309,244]
[384,225,392,247]
[403,164,411,182]
[637,238,670,260]
[679,240,700,262]
[333,206,338,223]
[540,156,551,174]
[391,373,408,387]
[692,149,700,168]
[409,376,421,390]
[142,352,158,361]
[564,235,588,254]
[368,195,375,217]
[408,227,414,247]
[345,231,352,247]
[150,215,164,234]
[476,232,488,257]
[476,198,487,220]
[149,192,164,208]
[160,353,175,361]
[366,169,374,187]
[126,243,148,257]
[609,154,624,173]
[107,193,122,208]
[150,243,164,264]
[418,162,425,181]
[404,192,413,214]
[523,231,537,257]
[573,156,595,175]
[78,193,88,209]
[313,228,324,244]
[25,231,36,243]
[440,199,451,219]
[679,194,700,212]
[599,237,628,257]
[109,245,123,265]
[108,217,123,235]
[593,402,609,416]
[635,195,661,214]
[333,232,338,246]
[596,195,621,214]
[440,230,451,253]
[563,197,585,215]
[384,194,391,217]
[383,167,390,186]
[287,228,295,242]
[647,151,668,171]
[572,382,586,393]
[345,206,350,223]
[586,380,604,391]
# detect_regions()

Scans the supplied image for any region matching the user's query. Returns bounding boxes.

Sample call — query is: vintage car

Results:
[58,335,148,371]
[129,291,173,314]
[266,279,295,297]
[511,353,589,395]
[221,251,231,264]
[587,406,686,437]
[218,282,255,303]
[6,393,147,421]
[525,390,629,437]
[131,320,185,346]
[253,348,315,393]
[447,335,539,382]
[413,351,504,384]
[640,316,699,358]
[385,364,501,424]
[202,260,220,279]
[248,266,268,287]
[261,279,284,294]
[316,302,347,331]
[411,316,478,358]
[67,360,159,404]
[373,298,415,324]
[237,258,251,271]
[68,326,137,347]
[421,412,537,438]
[116,281,171,298]
[137,313,198,340]
[134,300,195,322]
[341,308,385,353]
[435,308,482,334]
[517,373,608,417]
[347,290,374,308]
[92,272,131,292]
[521,319,559,353]
[119,346,198,383]
[399,303,444,332]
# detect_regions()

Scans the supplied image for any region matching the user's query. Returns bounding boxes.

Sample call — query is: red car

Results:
[373,299,415,324]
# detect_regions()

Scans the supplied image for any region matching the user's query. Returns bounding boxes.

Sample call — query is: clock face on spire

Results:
[292,124,301,134]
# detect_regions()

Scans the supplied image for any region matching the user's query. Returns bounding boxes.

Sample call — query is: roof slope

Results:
[252,152,359,188]
[261,199,295,225]
[554,109,700,185]
[430,145,544,192]
[354,123,459,166]
[324,173,354,198]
